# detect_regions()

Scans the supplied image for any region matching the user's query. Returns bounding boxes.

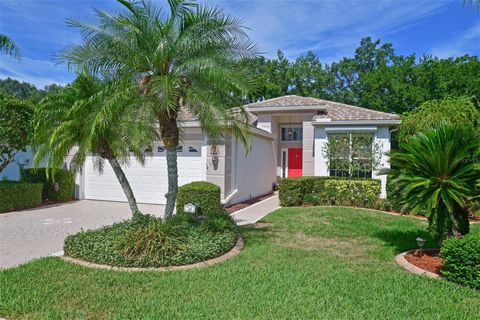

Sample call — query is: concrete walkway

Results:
[0,195,280,269]
[0,200,164,269]
[232,194,280,226]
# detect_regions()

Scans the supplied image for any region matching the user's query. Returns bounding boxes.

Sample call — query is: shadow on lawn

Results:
[374,229,437,253]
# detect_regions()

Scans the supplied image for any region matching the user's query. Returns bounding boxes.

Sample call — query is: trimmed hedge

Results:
[176,181,221,216]
[441,233,480,290]
[21,168,75,202]
[0,182,43,213]
[279,176,381,208]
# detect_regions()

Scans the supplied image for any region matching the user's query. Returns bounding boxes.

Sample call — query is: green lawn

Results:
[1,207,479,319]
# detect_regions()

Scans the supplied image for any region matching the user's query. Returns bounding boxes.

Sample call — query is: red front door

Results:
[288,148,303,177]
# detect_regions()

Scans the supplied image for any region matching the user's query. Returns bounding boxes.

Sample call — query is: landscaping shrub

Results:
[64,212,238,268]
[278,177,316,206]
[21,168,75,202]
[279,176,381,208]
[176,181,221,216]
[0,181,43,213]
[441,233,480,290]
[118,219,189,265]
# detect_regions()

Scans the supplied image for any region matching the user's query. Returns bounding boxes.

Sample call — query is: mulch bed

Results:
[224,193,274,214]
[404,249,443,275]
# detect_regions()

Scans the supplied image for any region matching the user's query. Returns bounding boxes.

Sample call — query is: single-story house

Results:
[1,95,400,205]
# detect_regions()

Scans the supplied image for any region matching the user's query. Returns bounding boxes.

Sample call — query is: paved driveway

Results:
[0,200,164,269]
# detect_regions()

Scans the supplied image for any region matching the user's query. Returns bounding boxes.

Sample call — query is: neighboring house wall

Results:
[313,124,392,198]
[0,147,35,181]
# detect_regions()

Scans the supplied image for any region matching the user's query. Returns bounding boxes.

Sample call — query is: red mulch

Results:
[405,249,443,275]
[224,193,274,214]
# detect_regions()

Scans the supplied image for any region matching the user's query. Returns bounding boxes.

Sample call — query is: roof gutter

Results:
[246,105,327,113]
[311,119,401,126]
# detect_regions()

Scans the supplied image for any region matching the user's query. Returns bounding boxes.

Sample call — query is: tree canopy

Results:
[240,37,480,115]
[398,97,480,142]
[0,93,34,173]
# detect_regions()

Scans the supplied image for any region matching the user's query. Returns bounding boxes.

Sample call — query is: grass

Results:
[1,207,479,319]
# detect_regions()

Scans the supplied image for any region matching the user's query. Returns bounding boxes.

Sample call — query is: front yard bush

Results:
[279,176,381,208]
[441,233,480,290]
[176,181,221,216]
[64,212,237,268]
[21,168,75,202]
[0,181,43,213]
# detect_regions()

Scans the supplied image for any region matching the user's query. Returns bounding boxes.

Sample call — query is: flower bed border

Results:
[395,249,442,279]
[62,236,243,272]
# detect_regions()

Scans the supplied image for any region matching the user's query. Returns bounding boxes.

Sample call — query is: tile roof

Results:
[245,95,400,121]
[178,106,258,125]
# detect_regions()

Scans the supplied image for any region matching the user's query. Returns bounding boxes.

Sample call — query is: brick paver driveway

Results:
[0,200,164,269]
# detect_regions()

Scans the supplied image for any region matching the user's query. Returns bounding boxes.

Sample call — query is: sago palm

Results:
[389,124,480,242]
[60,0,258,217]
[33,72,155,214]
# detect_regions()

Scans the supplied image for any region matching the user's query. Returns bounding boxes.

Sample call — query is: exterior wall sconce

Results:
[211,145,219,170]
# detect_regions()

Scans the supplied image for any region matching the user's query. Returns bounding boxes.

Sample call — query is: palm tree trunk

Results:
[108,158,140,215]
[164,147,178,218]
[158,114,180,219]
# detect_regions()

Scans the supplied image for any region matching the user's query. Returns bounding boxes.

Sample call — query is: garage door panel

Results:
[84,148,206,204]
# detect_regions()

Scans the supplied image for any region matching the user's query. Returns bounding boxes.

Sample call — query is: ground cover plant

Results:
[1,206,479,319]
[64,211,238,268]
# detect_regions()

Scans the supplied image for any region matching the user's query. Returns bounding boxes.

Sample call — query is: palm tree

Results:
[0,33,20,59]
[60,0,258,217]
[464,0,480,11]
[388,124,480,242]
[33,71,155,215]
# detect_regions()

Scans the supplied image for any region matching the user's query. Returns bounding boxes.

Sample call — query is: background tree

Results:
[0,93,33,174]
[61,0,258,217]
[34,72,155,214]
[398,97,480,142]
[389,124,480,242]
[0,78,63,103]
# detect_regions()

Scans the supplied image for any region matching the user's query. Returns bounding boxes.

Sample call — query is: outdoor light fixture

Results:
[288,128,293,136]
[416,237,426,256]
[184,203,198,214]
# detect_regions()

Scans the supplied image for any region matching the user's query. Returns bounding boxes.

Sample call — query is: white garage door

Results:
[84,143,206,204]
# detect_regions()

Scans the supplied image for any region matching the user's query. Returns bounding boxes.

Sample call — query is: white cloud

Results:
[0,57,74,88]
[213,0,450,60]
[430,21,480,58]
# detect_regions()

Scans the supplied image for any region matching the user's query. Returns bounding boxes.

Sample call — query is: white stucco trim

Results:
[312,119,401,126]
[280,148,289,178]
[324,126,378,133]
[246,105,327,113]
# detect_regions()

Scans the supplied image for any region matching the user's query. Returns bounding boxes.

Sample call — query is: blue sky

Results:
[0,0,479,88]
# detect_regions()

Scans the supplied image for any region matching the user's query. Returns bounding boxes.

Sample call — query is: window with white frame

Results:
[327,133,374,178]
[156,144,200,155]
[281,127,303,142]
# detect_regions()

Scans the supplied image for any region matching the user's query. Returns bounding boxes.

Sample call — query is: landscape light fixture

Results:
[416,237,426,256]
